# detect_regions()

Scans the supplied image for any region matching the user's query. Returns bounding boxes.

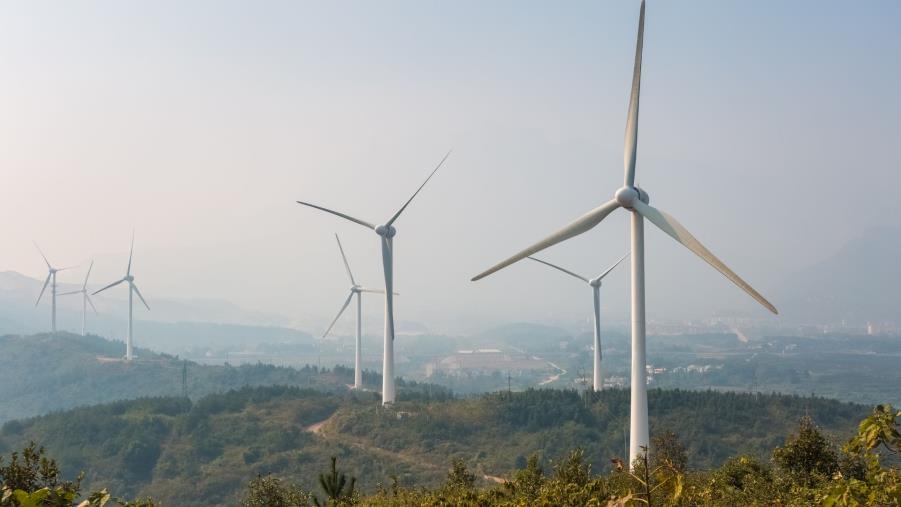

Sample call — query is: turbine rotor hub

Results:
[125,275,134,282]
[375,225,397,238]
[615,186,639,208]
[589,278,602,288]
[614,186,650,208]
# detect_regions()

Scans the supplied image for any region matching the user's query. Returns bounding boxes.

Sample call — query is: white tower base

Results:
[629,211,649,465]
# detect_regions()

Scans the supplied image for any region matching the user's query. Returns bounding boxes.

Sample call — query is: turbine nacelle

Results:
[125,275,135,283]
[614,186,650,209]
[375,225,397,238]
[589,278,603,288]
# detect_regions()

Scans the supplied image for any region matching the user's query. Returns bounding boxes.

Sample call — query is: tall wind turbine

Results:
[297,151,451,404]
[59,260,99,336]
[93,235,150,360]
[527,252,629,392]
[322,234,391,389]
[472,0,777,463]
[33,243,73,333]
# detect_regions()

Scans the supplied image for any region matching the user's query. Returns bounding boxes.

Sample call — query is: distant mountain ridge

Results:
[0,270,312,354]
[777,227,901,326]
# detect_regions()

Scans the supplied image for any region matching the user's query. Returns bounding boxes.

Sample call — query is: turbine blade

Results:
[58,290,82,296]
[359,288,399,296]
[33,242,51,269]
[83,260,94,289]
[335,234,356,285]
[35,273,51,306]
[527,257,589,283]
[632,200,778,314]
[385,150,451,227]
[92,278,125,295]
[596,252,631,281]
[127,232,135,276]
[131,283,150,310]
[296,201,376,230]
[323,292,354,338]
[86,294,99,315]
[471,199,621,281]
[623,0,645,187]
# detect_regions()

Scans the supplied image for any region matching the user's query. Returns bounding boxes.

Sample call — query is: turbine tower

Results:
[93,235,150,360]
[297,151,451,404]
[472,0,777,464]
[527,252,628,391]
[59,260,99,336]
[322,234,391,389]
[33,243,73,334]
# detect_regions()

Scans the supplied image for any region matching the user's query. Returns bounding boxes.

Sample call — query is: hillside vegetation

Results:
[0,333,368,424]
[0,386,871,506]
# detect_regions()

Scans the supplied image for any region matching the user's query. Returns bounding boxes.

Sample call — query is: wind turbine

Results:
[322,234,392,389]
[33,243,73,334]
[472,0,777,464]
[297,151,451,404]
[93,235,150,360]
[59,260,99,336]
[527,252,629,392]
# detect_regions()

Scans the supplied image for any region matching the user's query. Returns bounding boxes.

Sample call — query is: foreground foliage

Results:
[240,405,900,506]
[0,443,153,506]
[0,386,871,505]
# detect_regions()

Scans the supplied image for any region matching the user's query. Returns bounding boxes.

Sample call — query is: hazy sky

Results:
[2,1,899,334]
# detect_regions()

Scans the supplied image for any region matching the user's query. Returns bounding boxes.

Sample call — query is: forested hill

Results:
[0,332,373,423]
[0,385,869,506]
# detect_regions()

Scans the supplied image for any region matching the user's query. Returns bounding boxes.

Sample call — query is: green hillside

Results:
[0,386,869,506]
[0,333,368,424]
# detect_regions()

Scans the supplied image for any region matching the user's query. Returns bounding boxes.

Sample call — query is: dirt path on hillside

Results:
[304,417,330,434]
[538,359,567,386]
[307,413,506,484]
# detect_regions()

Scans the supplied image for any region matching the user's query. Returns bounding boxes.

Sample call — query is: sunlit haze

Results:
[3,0,900,335]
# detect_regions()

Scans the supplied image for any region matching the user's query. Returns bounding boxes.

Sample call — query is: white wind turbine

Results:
[33,243,74,334]
[59,260,99,336]
[93,235,150,361]
[527,252,629,392]
[472,0,777,463]
[297,151,451,404]
[322,234,393,389]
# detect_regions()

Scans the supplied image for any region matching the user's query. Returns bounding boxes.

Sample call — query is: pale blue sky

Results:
[1,1,899,333]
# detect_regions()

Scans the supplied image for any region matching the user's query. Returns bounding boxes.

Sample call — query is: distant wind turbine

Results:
[33,242,74,334]
[93,234,150,360]
[59,260,99,336]
[527,252,629,392]
[297,151,451,404]
[472,0,776,463]
[322,234,394,389]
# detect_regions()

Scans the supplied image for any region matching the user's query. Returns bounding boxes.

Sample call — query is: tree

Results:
[650,430,688,473]
[241,475,311,507]
[821,404,901,506]
[313,457,355,507]
[444,459,476,491]
[509,454,543,500]
[773,415,838,485]
[0,442,78,496]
